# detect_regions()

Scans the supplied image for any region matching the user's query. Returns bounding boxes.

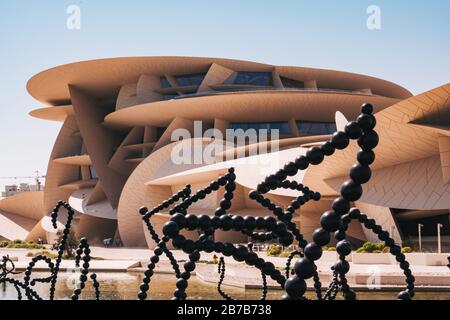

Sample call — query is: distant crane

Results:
[0,170,46,191]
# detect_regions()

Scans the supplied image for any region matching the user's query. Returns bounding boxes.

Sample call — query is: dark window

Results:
[395,213,450,237]
[155,127,166,140]
[160,76,172,88]
[175,73,205,86]
[162,94,179,100]
[280,77,305,89]
[296,121,337,135]
[231,72,273,86]
[89,166,98,179]
[229,122,291,135]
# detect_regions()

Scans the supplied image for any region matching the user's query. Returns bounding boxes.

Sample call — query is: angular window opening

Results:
[175,73,206,86]
[280,76,305,89]
[229,122,291,135]
[296,121,337,136]
[226,72,274,86]
[160,76,172,88]
[89,166,98,179]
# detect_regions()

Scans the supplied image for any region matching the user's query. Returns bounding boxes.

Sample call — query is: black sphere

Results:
[336,240,352,256]
[334,260,350,274]
[183,240,196,254]
[332,197,350,215]
[350,164,372,184]
[340,180,363,202]
[243,216,256,230]
[345,121,363,139]
[162,221,179,238]
[398,290,411,300]
[232,215,245,230]
[185,214,199,230]
[321,141,335,156]
[184,261,196,272]
[189,251,201,262]
[361,103,374,114]
[279,233,294,247]
[283,162,298,176]
[172,235,186,249]
[358,130,379,150]
[256,217,266,229]
[320,211,342,232]
[262,262,276,275]
[249,191,259,200]
[171,213,186,229]
[312,228,330,246]
[294,258,316,279]
[233,245,248,262]
[264,216,277,230]
[294,156,309,170]
[306,147,325,165]
[220,215,233,231]
[304,243,323,261]
[356,113,376,132]
[348,208,361,219]
[331,132,350,150]
[285,276,307,299]
[198,215,211,230]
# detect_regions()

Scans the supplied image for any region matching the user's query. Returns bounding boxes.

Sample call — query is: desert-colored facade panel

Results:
[0,191,44,221]
[70,85,127,208]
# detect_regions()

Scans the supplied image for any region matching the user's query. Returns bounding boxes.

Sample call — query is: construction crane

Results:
[0,170,46,191]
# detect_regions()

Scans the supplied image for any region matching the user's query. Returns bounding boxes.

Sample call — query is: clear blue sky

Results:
[0,0,449,189]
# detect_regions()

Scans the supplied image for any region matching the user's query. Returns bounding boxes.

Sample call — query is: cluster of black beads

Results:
[0,277,42,300]
[161,189,290,300]
[283,103,378,301]
[340,208,415,300]
[1,202,101,301]
[323,269,340,301]
[285,250,301,279]
[24,255,54,287]
[49,201,76,300]
[217,257,232,300]
[71,238,99,300]
[1,255,19,279]
[0,255,42,300]
[137,185,198,300]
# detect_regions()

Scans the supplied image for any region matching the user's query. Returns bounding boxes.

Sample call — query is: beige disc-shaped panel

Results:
[117,138,215,247]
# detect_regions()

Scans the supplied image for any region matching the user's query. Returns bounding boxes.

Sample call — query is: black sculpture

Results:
[0,201,100,300]
[0,103,421,300]
[137,103,416,301]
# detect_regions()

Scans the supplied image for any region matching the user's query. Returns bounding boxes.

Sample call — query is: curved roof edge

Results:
[26,56,412,106]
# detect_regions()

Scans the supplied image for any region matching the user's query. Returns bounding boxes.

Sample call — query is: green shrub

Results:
[2,240,45,250]
[401,247,412,254]
[375,242,386,251]
[359,242,387,253]
[382,246,390,253]
[323,246,336,251]
[267,244,283,257]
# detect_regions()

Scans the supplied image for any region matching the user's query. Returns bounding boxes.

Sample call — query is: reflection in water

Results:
[1,272,449,300]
